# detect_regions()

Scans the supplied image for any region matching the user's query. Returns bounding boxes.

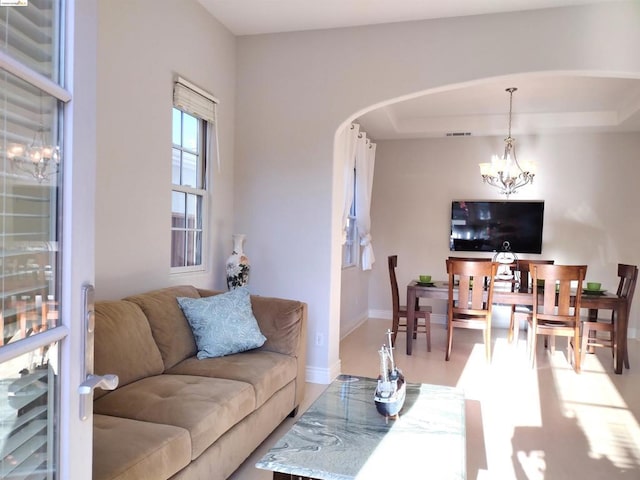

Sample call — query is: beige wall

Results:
[96,0,236,300]
[93,1,640,382]
[367,132,640,334]
[236,2,640,382]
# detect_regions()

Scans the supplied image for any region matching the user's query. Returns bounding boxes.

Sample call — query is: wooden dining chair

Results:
[528,264,587,373]
[508,259,555,343]
[445,258,498,362]
[581,263,638,369]
[388,255,432,351]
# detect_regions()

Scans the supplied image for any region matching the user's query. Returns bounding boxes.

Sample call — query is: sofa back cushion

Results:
[94,300,165,398]
[124,285,200,369]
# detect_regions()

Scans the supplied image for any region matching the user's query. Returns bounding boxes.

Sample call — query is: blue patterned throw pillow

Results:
[177,287,266,359]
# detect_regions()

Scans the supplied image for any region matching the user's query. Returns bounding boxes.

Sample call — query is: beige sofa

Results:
[91,285,307,480]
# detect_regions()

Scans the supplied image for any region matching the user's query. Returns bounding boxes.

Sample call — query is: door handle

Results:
[78,374,119,395]
[78,374,118,421]
[79,284,120,420]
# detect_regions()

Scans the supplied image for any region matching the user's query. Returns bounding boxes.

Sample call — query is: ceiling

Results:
[197,0,640,140]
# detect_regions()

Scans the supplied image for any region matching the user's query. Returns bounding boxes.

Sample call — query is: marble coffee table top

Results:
[256,374,466,480]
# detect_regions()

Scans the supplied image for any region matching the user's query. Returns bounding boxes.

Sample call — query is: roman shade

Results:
[173,77,218,123]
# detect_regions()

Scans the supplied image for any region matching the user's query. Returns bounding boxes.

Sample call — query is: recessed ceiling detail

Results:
[356,75,640,140]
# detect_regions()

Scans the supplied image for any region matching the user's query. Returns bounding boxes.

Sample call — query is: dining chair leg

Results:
[528,324,537,368]
[508,308,515,343]
[391,315,399,346]
[573,328,581,373]
[484,327,491,362]
[426,317,432,353]
[445,322,453,361]
[624,350,630,369]
[512,317,521,345]
[580,322,590,366]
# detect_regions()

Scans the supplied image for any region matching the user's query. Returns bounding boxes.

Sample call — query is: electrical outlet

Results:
[315,333,323,346]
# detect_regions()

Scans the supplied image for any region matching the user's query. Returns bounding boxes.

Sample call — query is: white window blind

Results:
[173,77,217,123]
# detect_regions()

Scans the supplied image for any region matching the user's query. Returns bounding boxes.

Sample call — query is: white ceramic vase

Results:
[226,234,250,289]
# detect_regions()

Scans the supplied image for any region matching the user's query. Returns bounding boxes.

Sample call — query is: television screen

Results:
[450,200,544,254]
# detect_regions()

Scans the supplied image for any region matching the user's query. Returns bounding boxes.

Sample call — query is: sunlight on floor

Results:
[455,337,544,479]
[552,351,640,470]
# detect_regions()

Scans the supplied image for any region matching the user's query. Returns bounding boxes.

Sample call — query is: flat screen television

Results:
[450,200,544,254]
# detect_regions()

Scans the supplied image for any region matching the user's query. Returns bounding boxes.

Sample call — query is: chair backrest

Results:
[616,263,638,316]
[512,259,555,292]
[447,259,498,314]
[531,264,587,322]
[388,255,400,316]
[448,256,491,262]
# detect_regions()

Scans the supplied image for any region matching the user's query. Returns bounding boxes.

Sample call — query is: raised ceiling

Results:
[197,0,622,36]
[197,0,640,139]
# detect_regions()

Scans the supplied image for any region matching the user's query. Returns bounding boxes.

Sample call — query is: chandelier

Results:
[7,129,60,183]
[479,87,535,197]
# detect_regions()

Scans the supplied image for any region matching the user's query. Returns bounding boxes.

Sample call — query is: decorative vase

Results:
[226,234,250,290]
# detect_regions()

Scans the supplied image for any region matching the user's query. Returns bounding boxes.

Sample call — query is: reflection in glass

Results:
[172,148,181,185]
[1,72,60,348]
[171,191,186,229]
[0,341,59,478]
[172,109,181,146]
[186,231,202,266]
[182,152,197,189]
[182,113,198,152]
[0,1,61,81]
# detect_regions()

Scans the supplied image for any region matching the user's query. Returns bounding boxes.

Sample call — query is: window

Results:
[171,78,218,272]
[1,1,67,476]
[171,108,206,270]
[343,168,358,267]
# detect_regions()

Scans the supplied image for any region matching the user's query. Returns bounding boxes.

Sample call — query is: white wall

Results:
[369,132,640,335]
[235,2,640,382]
[340,265,370,338]
[96,0,236,300]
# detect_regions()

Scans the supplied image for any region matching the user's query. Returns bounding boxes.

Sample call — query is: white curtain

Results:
[340,123,360,243]
[355,132,376,270]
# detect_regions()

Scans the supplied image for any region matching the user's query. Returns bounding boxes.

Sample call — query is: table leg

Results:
[406,287,416,355]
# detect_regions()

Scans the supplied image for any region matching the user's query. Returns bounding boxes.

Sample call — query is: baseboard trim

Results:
[306,358,342,384]
[368,310,447,325]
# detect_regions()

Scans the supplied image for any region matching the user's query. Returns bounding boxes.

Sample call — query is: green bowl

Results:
[587,282,601,291]
[419,275,432,283]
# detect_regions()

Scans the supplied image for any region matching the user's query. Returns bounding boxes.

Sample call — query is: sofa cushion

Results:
[167,350,297,408]
[93,374,256,460]
[198,289,306,357]
[93,414,190,480]
[124,286,200,369]
[177,287,266,359]
[94,300,164,399]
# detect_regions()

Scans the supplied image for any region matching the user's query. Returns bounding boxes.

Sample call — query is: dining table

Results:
[405,280,629,374]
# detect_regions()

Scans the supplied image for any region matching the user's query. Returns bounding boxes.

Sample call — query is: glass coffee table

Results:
[256,374,466,480]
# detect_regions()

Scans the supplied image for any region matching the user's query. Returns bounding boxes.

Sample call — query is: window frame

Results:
[170,107,208,274]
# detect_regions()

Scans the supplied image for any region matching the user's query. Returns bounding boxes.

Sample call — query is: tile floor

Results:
[230,320,640,479]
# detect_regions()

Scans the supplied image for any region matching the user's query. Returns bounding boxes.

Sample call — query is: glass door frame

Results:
[0,0,97,478]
